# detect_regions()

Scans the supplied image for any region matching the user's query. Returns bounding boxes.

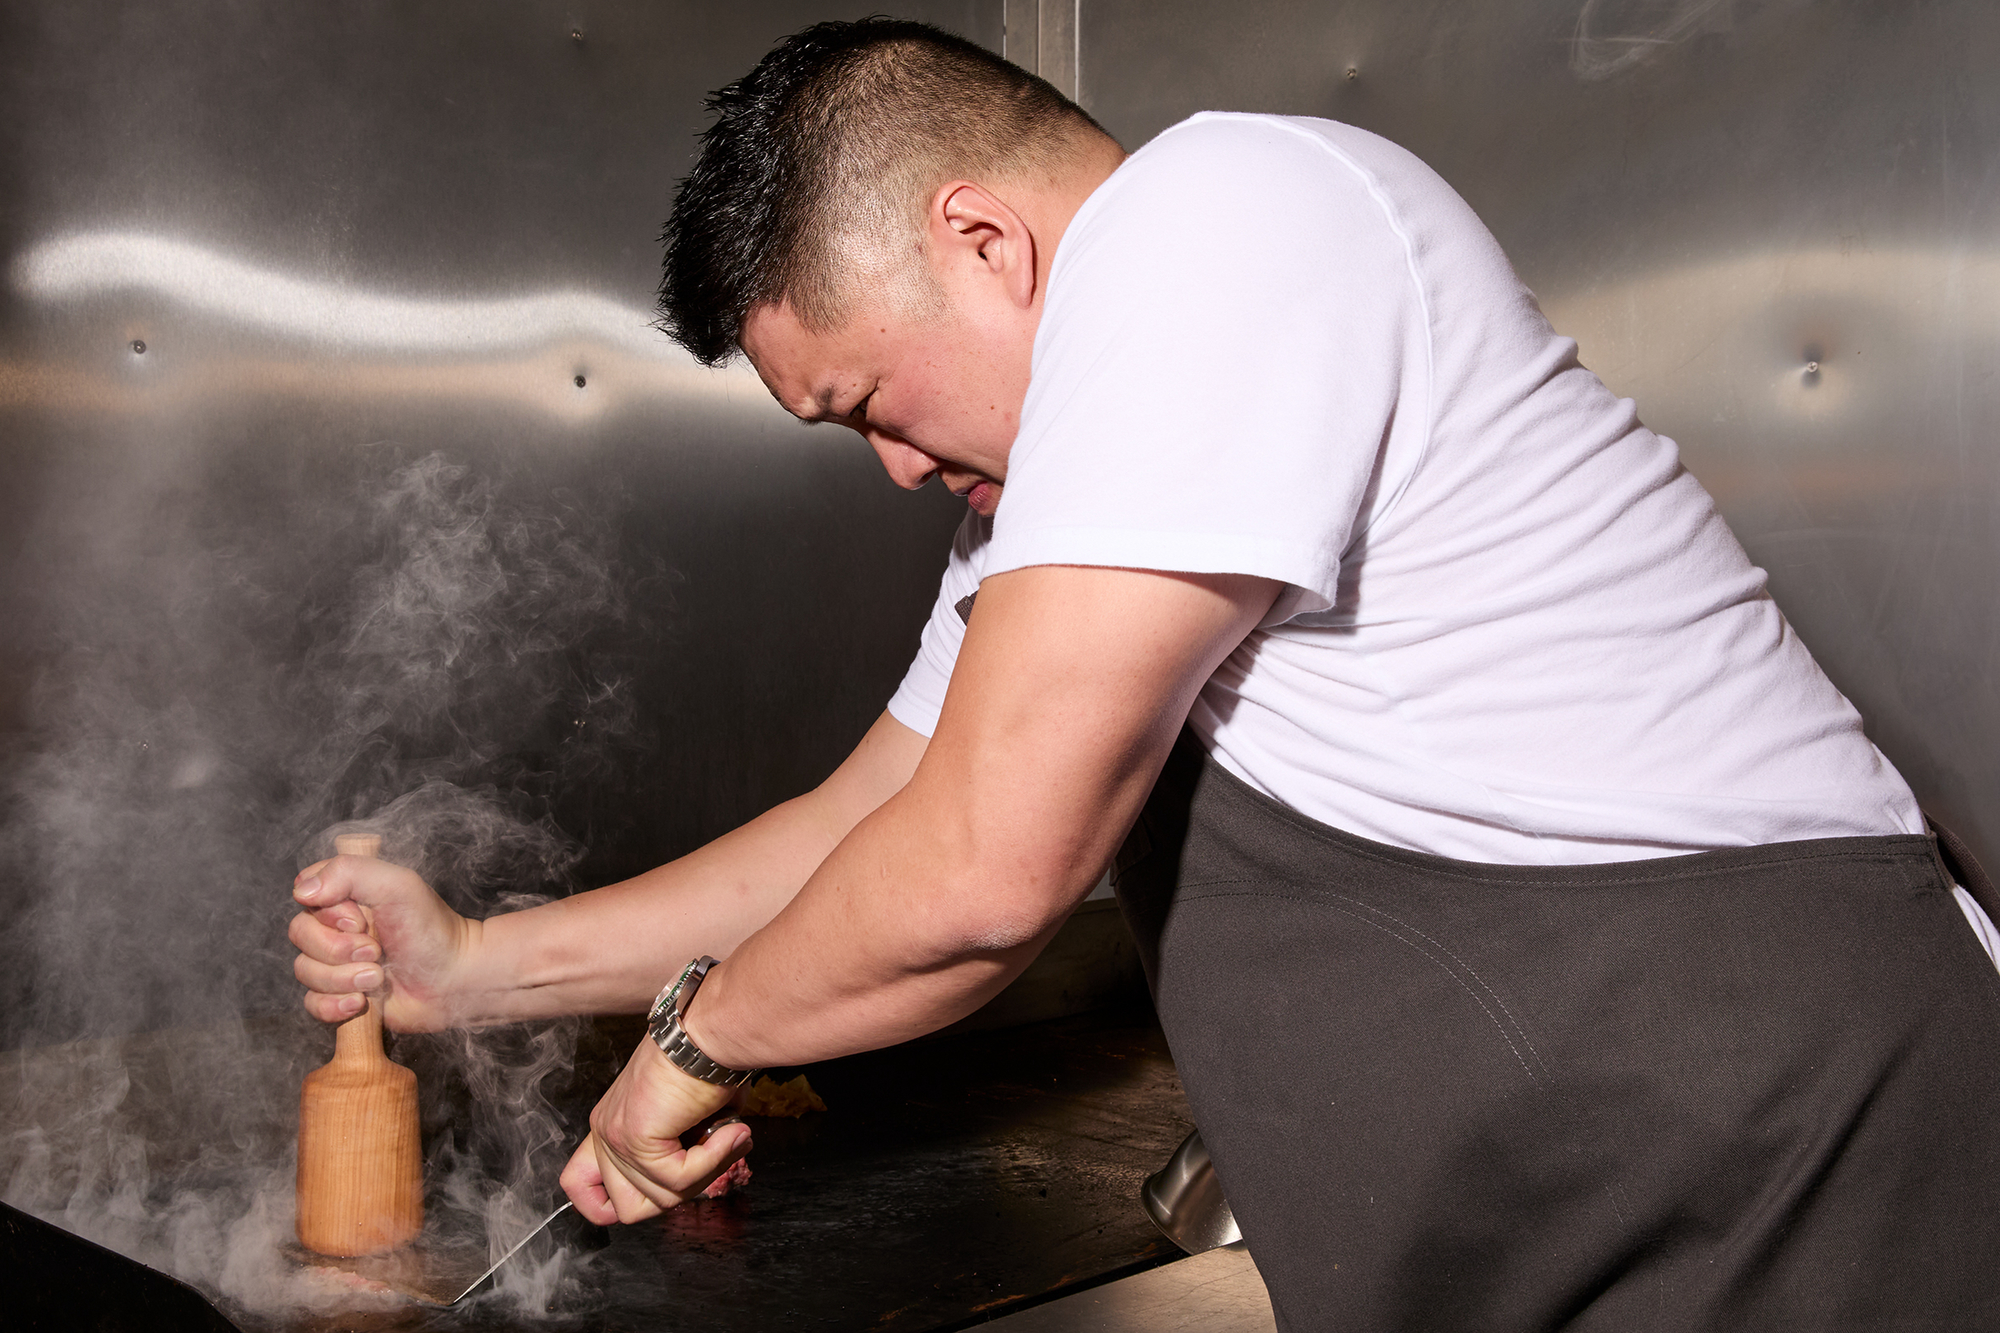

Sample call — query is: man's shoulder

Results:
[1071,111,1451,259]
[1147,111,1368,146]
[1126,112,1417,186]
[1050,112,1452,318]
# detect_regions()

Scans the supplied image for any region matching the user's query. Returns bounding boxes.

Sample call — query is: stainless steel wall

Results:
[3,2,1995,1042]
[1077,0,2000,866]
[0,2,997,1041]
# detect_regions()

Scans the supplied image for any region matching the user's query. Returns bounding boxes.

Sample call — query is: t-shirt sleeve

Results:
[886,511,991,738]
[985,114,1433,624]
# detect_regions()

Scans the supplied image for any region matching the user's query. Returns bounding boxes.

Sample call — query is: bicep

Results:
[908,565,1279,912]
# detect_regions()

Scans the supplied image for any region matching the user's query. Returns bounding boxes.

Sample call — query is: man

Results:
[289,18,2000,1329]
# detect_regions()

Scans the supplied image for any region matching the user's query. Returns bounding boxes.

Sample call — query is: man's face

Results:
[740,280,1036,518]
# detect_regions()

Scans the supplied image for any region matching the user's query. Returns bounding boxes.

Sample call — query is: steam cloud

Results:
[1,449,659,1320]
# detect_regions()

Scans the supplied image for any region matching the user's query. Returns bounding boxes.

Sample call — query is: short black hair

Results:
[658,16,1109,366]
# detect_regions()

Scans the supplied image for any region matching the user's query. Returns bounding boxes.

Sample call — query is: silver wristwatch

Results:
[646,956,760,1088]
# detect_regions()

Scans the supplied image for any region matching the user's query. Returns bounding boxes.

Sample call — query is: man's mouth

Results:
[942,470,1002,514]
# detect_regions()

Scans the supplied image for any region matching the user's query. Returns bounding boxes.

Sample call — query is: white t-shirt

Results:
[887,112,1923,865]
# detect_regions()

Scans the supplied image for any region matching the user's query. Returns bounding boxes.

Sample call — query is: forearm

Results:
[448,711,926,1024]
[684,789,1095,1067]
[447,797,835,1023]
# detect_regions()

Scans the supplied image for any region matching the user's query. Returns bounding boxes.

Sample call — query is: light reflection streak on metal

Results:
[14,230,674,359]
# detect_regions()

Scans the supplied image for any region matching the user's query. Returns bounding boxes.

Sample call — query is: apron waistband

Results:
[1128,726,1947,894]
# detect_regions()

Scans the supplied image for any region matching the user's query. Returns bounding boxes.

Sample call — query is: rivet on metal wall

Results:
[130,339,146,354]
[1800,344,1824,386]
[1346,66,1359,80]
[570,29,583,43]
[574,374,587,388]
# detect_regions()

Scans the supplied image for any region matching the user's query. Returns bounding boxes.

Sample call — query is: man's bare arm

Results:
[687,564,1278,1066]
[287,709,927,1028]
[562,563,1278,1223]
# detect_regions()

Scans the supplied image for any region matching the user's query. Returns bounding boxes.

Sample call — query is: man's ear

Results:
[930,181,1038,309]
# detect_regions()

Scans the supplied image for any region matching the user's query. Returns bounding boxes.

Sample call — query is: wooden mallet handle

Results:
[295,833,424,1256]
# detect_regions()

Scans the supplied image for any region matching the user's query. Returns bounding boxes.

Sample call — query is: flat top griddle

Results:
[248,1004,1190,1333]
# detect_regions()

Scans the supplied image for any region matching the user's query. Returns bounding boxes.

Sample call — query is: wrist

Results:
[650,957,761,1086]
[632,1033,735,1121]
[680,985,747,1073]
[451,906,563,1025]
[680,961,758,1072]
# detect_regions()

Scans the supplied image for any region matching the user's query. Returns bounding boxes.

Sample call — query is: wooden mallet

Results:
[295,832,424,1256]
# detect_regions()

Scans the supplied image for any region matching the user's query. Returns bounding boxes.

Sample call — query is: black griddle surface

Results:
[254,1005,1191,1333]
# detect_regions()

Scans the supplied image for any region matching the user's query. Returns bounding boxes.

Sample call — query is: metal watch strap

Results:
[646,956,760,1088]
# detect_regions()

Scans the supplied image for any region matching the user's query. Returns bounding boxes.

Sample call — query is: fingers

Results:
[561,1120,756,1227]
[302,989,368,1023]
[287,852,467,1034]
[288,865,388,1026]
[291,949,384,999]
[288,902,385,1025]
[598,1123,753,1223]
[560,1135,619,1226]
[620,1117,752,1204]
[315,903,372,935]
[293,854,392,925]
[558,1132,676,1226]
[684,1119,755,1194]
[291,859,353,911]
[592,1133,668,1225]
[292,947,383,1024]
[287,909,378,966]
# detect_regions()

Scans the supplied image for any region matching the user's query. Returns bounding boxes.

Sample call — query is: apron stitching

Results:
[1171,880,1639,1226]
[1186,875,1564,1087]
[1323,899,1552,1094]
[1345,895,1560,1084]
[1177,883,1553,1093]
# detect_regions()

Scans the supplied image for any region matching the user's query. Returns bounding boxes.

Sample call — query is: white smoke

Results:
[1,449,655,1319]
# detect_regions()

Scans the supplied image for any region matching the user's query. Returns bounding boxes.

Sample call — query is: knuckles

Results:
[286,911,357,965]
[566,1128,738,1225]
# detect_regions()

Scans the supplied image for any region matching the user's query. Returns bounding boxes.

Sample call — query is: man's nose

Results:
[868,434,940,491]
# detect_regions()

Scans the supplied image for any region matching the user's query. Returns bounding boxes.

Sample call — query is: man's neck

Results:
[1017,139,1130,298]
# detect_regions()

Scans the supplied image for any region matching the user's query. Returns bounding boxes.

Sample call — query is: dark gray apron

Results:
[1114,729,2000,1332]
